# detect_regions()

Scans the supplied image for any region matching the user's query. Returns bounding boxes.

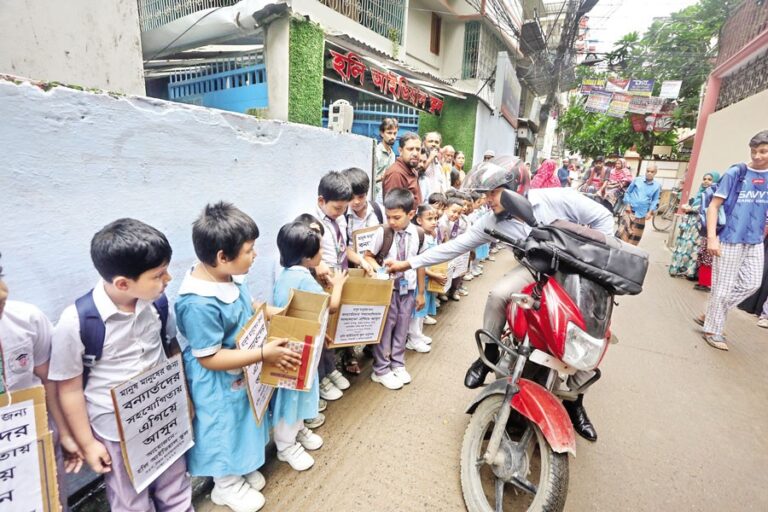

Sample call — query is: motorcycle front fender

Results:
[465,378,576,455]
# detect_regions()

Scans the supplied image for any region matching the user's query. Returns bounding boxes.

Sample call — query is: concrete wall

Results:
[473,101,517,160]
[0,0,146,95]
[404,0,441,73]
[0,77,373,321]
[694,88,768,186]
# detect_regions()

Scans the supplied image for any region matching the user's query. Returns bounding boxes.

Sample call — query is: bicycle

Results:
[651,188,681,232]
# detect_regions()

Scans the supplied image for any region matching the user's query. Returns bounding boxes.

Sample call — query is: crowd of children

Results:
[0,153,499,512]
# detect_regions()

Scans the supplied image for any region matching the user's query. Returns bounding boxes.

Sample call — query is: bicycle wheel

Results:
[652,204,675,232]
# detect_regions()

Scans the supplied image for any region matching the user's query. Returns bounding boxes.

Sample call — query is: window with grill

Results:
[462,21,505,80]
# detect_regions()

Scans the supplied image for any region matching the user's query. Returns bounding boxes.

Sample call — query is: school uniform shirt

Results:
[409,188,614,269]
[174,269,269,477]
[346,201,382,243]
[48,281,175,441]
[370,223,423,290]
[0,300,53,390]
[316,205,348,271]
[438,215,468,242]
[624,177,661,218]
[716,166,768,245]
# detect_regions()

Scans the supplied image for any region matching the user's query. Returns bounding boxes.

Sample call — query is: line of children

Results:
[438,196,469,301]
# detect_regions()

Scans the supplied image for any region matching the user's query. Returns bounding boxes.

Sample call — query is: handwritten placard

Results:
[331,304,387,346]
[0,387,58,512]
[236,305,274,425]
[452,253,470,278]
[352,225,381,255]
[111,355,193,494]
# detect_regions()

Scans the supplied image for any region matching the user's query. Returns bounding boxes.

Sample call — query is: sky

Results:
[585,0,700,52]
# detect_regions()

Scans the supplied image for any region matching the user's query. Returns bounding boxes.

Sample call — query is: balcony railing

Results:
[138,0,239,32]
[318,0,405,43]
[716,0,768,67]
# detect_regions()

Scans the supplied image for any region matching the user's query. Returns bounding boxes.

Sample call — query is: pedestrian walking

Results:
[531,159,561,189]
[669,172,715,278]
[616,164,661,246]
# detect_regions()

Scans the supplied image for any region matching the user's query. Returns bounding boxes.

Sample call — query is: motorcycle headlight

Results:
[562,322,608,371]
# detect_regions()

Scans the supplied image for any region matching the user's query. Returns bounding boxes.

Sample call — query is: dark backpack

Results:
[699,163,748,234]
[375,226,425,265]
[346,201,384,237]
[75,290,169,386]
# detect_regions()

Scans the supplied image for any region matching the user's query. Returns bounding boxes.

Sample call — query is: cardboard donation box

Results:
[260,290,329,392]
[427,262,450,294]
[236,304,274,424]
[0,386,59,512]
[326,268,393,348]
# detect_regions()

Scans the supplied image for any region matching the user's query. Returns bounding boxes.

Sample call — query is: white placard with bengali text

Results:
[0,400,43,511]
[236,306,274,424]
[452,253,470,278]
[332,304,388,345]
[352,225,381,255]
[111,355,193,494]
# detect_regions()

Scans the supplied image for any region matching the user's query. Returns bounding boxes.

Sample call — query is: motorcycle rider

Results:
[385,157,614,441]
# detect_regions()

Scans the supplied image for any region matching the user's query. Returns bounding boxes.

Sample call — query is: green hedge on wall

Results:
[288,18,324,126]
[418,96,478,169]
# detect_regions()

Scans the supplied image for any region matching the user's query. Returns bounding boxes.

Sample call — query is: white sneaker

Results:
[392,367,412,384]
[304,413,325,429]
[371,371,403,390]
[319,377,343,401]
[419,333,433,345]
[211,480,265,512]
[472,269,482,277]
[244,470,266,492]
[318,398,327,412]
[459,288,470,296]
[328,369,350,390]
[406,338,431,353]
[758,317,768,328]
[437,294,449,302]
[435,299,441,308]
[424,315,437,325]
[277,442,314,471]
[463,273,474,281]
[487,255,496,261]
[297,426,324,451]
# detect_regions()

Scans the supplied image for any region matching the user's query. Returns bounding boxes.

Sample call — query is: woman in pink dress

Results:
[530,159,561,189]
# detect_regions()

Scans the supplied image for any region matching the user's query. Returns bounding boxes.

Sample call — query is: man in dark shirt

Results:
[383,132,423,205]
[557,158,570,187]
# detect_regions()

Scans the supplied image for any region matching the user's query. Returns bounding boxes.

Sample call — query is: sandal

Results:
[343,355,361,375]
[702,333,729,351]
[693,316,705,327]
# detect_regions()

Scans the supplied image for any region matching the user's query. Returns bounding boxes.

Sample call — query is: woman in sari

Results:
[692,171,720,291]
[669,172,716,278]
[598,158,633,214]
[530,159,561,189]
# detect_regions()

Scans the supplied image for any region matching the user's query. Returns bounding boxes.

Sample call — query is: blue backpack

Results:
[75,290,169,386]
[699,163,748,234]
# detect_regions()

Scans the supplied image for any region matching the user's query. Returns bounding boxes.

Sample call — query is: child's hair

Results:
[277,221,322,268]
[450,169,461,188]
[428,192,446,205]
[340,167,370,196]
[446,197,464,208]
[318,171,353,201]
[383,188,415,213]
[412,203,436,225]
[445,189,458,199]
[470,191,483,201]
[192,202,259,266]
[91,218,173,281]
[294,213,325,236]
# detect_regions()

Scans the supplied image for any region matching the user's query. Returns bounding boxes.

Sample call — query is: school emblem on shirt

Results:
[8,349,31,374]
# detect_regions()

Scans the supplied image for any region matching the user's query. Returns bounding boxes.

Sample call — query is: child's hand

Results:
[329,269,348,288]
[359,259,375,277]
[433,273,448,286]
[83,439,112,474]
[60,435,84,473]
[416,293,426,311]
[384,259,410,273]
[263,338,302,370]
[315,261,332,287]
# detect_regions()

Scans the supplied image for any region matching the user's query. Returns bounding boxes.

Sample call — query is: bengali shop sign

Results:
[607,93,632,118]
[580,78,606,95]
[627,79,655,97]
[326,48,444,115]
[584,90,612,113]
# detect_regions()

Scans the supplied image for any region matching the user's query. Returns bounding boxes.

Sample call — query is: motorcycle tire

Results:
[460,395,569,512]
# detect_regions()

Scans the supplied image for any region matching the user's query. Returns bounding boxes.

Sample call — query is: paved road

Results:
[198,228,768,511]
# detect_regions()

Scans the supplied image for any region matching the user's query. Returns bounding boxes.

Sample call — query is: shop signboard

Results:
[584,90,612,113]
[659,80,683,99]
[580,78,606,95]
[493,51,521,128]
[627,79,655,96]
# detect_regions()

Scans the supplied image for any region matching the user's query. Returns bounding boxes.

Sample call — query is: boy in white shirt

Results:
[364,188,426,390]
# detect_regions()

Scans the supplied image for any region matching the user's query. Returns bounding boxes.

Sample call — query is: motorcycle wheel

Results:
[460,395,568,512]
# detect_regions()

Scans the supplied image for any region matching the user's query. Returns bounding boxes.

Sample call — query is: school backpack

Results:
[75,290,169,386]
[346,201,384,232]
[374,226,425,265]
[699,163,748,234]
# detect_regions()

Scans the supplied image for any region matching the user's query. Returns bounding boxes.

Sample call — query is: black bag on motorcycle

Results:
[523,220,649,295]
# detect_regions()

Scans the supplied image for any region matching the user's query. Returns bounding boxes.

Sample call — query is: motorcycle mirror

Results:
[500,190,537,227]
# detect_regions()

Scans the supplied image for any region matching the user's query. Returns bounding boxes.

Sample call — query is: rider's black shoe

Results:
[464,359,491,389]
[563,394,597,442]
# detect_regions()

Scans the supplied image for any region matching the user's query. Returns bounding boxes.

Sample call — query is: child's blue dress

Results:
[269,266,323,427]
[175,270,269,477]
[414,234,438,318]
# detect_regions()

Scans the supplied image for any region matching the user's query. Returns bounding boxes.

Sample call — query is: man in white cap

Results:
[483,150,495,162]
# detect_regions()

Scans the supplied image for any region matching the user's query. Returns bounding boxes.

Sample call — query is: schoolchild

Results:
[271,222,347,471]
[438,198,469,301]
[313,171,358,399]
[174,203,301,512]
[364,188,426,390]
[0,254,80,511]
[49,219,193,512]
[428,193,447,238]
[469,192,489,276]
[406,204,445,350]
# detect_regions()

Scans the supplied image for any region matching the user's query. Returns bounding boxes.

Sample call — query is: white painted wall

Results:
[404,0,440,72]
[0,0,146,95]
[473,101,517,159]
[0,77,373,320]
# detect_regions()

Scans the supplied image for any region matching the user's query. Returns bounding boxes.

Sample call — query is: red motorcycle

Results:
[460,195,622,512]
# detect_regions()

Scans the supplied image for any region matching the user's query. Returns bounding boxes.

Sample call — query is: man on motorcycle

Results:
[385,157,614,441]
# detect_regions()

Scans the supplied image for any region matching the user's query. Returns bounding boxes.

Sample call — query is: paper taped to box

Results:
[260,290,329,392]
[326,268,393,348]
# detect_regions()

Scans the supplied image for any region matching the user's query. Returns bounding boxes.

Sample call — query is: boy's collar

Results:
[93,280,151,321]
[177,266,242,304]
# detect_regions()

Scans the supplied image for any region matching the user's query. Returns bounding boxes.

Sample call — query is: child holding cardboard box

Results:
[364,188,426,390]
[271,221,347,471]
[175,203,301,512]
